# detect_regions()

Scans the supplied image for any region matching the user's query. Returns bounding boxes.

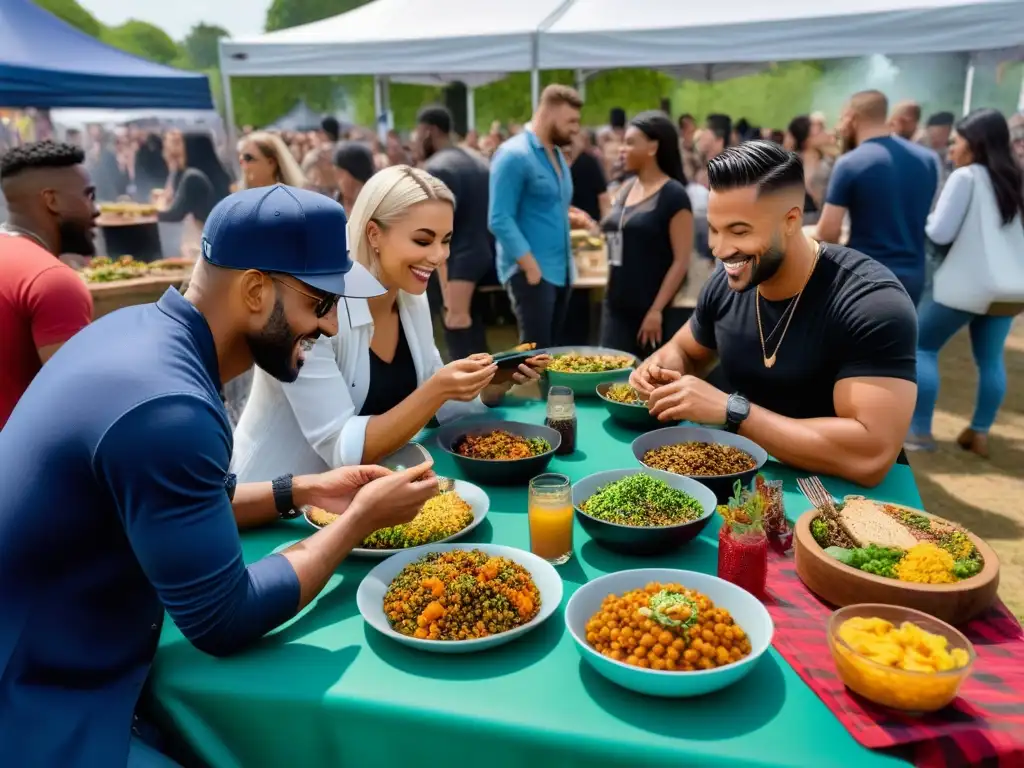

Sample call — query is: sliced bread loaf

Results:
[839,498,919,550]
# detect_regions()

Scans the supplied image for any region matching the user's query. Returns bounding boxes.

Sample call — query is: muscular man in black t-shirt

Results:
[631,141,917,487]
[416,105,493,360]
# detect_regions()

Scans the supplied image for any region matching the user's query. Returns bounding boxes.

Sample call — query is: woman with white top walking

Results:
[232,165,547,480]
[907,109,1024,457]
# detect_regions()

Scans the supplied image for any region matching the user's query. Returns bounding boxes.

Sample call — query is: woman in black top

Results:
[600,111,693,360]
[157,131,232,225]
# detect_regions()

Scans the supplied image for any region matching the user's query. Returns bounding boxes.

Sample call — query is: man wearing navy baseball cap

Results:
[0,185,438,767]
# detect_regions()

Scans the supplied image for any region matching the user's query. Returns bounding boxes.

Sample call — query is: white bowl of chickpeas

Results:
[565,569,774,697]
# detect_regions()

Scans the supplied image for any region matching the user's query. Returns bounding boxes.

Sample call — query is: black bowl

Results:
[631,426,769,504]
[435,419,560,486]
[595,381,667,430]
[572,468,717,556]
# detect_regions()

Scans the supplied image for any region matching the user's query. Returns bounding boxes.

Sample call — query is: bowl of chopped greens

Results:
[572,469,717,555]
[596,381,671,430]
[304,480,489,558]
[794,498,1000,626]
[544,346,636,396]
[435,420,560,485]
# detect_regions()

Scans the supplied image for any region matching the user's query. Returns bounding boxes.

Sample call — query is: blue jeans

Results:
[911,298,1014,436]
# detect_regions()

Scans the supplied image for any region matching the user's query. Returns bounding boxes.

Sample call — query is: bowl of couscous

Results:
[565,569,774,697]
[304,480,489,558]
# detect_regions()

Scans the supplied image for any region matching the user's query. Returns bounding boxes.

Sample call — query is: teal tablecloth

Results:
[151,399,915,768]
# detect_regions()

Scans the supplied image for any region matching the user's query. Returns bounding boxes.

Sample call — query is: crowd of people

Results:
[1,81,1023,766]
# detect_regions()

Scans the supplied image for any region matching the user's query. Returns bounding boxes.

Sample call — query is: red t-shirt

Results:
[0,234,93,427]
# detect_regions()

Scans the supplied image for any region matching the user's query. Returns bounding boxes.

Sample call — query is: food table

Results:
[87,270,191,319]
[150,398,921,768]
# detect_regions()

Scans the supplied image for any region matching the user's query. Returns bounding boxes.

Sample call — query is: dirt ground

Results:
[905,318,1024,623]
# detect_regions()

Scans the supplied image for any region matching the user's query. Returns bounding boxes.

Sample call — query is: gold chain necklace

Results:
[755,242,822,369]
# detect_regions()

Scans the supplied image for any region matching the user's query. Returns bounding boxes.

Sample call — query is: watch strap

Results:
[272,474,299,519]
[725,393,750,434]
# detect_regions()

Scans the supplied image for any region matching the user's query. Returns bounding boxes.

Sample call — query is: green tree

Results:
[264,0,368,32]
[183,23,229,70]
[33,0,103,38]
[101,20,182,65]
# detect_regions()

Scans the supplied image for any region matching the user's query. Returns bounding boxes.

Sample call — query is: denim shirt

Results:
[488,130,574,286]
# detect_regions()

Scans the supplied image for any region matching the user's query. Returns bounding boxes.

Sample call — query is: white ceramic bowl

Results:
[358,543,563,654]
[305,480,489,558]
[565,569,774,697]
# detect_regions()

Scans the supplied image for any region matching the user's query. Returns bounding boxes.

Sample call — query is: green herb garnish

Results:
[638,589,700,630]
[580,474,704,526]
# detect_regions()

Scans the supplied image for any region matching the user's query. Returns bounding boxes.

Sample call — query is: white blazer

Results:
[231,290,486,482]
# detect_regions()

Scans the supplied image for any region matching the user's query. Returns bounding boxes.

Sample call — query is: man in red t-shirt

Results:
[1,141,98,427]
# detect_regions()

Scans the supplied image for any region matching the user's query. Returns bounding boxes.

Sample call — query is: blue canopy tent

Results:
[0,0,213,109]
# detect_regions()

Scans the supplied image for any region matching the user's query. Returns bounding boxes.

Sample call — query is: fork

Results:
[796,476,836,511]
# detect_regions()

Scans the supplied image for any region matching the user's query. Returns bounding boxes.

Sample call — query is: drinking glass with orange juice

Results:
[528,473,573,565]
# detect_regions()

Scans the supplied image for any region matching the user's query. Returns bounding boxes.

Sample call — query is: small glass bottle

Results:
[544,386,577,456]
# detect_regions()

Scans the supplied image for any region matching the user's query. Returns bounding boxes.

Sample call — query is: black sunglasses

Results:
[270,276,339,318]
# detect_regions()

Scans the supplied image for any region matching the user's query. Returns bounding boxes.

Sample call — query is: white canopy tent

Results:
[219,0,1024,140]
[218,0,573,139]
[538,0,1024,70]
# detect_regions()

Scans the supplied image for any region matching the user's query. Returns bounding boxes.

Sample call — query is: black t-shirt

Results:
[570,151,607,222]
[425,147,493,283]
[359,323,419,417]
[602,179,692,320]
[689,245,917,420]
[158,168,216,224]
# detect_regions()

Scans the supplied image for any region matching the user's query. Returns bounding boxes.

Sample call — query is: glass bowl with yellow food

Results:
[827,604,975,713]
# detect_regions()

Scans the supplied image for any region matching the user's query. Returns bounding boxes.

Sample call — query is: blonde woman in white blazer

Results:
[907,109,1024,458]
[232,165,547,481]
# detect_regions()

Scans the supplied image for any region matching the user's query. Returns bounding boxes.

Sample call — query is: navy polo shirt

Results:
[0,289,300,767]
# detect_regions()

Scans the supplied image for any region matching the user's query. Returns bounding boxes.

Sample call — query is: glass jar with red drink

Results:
[716,479,769,596]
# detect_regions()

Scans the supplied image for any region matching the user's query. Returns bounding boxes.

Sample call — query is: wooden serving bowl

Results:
[794,504,1000,626]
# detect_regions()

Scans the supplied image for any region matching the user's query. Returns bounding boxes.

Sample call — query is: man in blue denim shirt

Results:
[0,186,440,767]
[489,85,582,346]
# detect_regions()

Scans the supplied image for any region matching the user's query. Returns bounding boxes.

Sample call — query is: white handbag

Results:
[932,164,1024,314]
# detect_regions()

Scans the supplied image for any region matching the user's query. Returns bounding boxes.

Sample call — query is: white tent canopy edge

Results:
[218,0,1024,141]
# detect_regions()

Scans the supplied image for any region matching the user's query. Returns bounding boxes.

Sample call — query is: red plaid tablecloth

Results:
[765,551,1024,768]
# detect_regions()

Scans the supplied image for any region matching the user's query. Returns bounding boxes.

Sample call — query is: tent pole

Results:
[373,76,386,143]
[466,86,476,134]
[530,31,541,112]
[217,41,239,174]
[574,69,586,100]
[1017,67,1024,113]
[961,57,975,117]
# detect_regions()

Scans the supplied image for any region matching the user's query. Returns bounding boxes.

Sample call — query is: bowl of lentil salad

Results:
[572,469,717,555]
[304,480,490,558]
[357,544,563,653]
[565,569,773,697]
[595,381,670,430]
[435,420,560,485]
[631,426,768,503]
[544,346,636,397]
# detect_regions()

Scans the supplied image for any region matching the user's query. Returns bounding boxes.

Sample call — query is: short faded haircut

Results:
[849,90,889,123]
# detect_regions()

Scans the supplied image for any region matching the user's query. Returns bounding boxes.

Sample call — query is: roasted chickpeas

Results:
[585,582,753,671]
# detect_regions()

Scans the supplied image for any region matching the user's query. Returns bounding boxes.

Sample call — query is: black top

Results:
[424,147,494,283]
[689,244,917,420]
[602,179,692,321]
[158,168,217,224]
[359,322,419,417]
[571,151,607,222]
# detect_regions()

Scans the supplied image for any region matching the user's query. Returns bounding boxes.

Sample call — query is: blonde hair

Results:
[240,131,307,188]
[347,165,455,278]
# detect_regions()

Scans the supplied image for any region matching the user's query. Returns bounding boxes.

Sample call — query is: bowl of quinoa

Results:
[544,346,636,396]
[304,480,489,558]
[357,544,564,653]
[435,420,560,485]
